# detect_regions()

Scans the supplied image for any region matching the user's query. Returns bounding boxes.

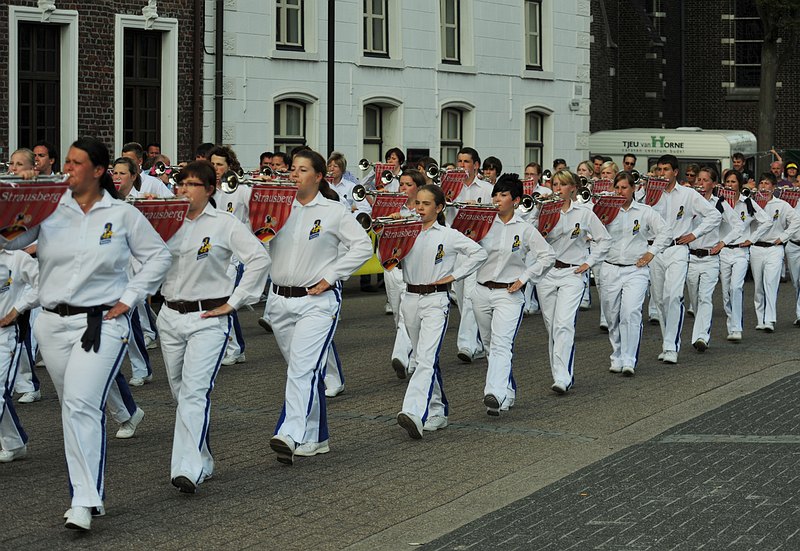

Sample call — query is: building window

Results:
[364,0,389,57]
[728,0,762,88]
[524,0,542,70]
[440,0,461,64]
[276,0,304,51]
[440,108,463,165]
[525,112,543,165]
[363,104,383,162]
[123,29,161,147]
[274,100,307,153]
[18,22,60,152]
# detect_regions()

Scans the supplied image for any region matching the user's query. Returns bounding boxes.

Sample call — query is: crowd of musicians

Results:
[1,138,800,531]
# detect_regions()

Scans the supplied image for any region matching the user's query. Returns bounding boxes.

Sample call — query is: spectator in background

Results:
[195,142,214,161]
[33,141,58,175]
[622,154,637,172]
[146,143,161,160]
[552,158,567,172]
[259,151,274,172]
[683,163,700,187]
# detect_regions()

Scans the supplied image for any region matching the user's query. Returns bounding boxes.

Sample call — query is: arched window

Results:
[363,104,383,162]
[440,107,463,165]
[274,100,306,153]
[525,111,544,165]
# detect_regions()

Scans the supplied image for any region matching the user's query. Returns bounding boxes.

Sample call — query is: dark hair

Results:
[623,153,637,163]
[686,163,701,175]
[483,156,503,173]
[145,142,160,151]
[492,173,523,199]
[260,151,274,163]
[525,162,542,175]
[73,137,120,200]
[195,142,214,159]
[121,142,145,161]
[697,165,718,183]
[272,151,292,168]
[208,145,242,175]
[385,147,406,166]
[34,140,59,171]
[614,171,636,188]
[591,154,605,163]
[417,184,447,226]
[112,156,142,191]
[293,149,339,201]
[758,172,777,186]
[657,154,679,171]
[552,158,566,169]
[457,147,480,165]
[731,152,746,162]
[722,169,744,190]
[177,160,216,189]
[290,145,312,159]
[400,168,426,188]
[415,156,438,172]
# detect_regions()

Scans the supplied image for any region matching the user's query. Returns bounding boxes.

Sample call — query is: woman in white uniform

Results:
[537,170,610,394]
[267,150,372,465]
[3,137,170,531]
[473,174,554,414]
[600,172,670,376]
[158,161,270,493]
[394,185,487,438]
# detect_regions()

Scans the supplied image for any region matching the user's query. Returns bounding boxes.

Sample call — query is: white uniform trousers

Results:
[13,307,40,394]
[136,301,158,341]
[225,262,246,358]
[472,285,524,407]
[750,244,785,325]
[785,242,800,321]
[127,306,152,380]
[34,311,131,509]
[686,254,720,345]
[400,292,450,422]
[157,307,231,484]
[0,326,27,451]
[649,245,689,353]
[268,289,341,445]
[594,264,607,326]
[385,268,413,368]
[452,274,484,356]
[538,268,585,389]
[523,284,540,314]
[105,374,137,424]
[324,341,344,390]
[719,247,750,333]
[599,263,649,370]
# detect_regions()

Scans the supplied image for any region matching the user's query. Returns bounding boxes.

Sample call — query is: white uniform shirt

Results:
[330,179,372,217]
[735,196,770,245]
[454,178,494,205]
[268,192,373,287]
[401,222,487,285]
[605,201,671,265]
[544,201,611,267]
[650,182,722,241]
[212,186,251,229]
[690,194,744,250]
[758,197,800,243]
[140,173,174,197]
[3,190,171,309]
[0,250,39,315]
[476,213,554,285]
[161,203,271,310]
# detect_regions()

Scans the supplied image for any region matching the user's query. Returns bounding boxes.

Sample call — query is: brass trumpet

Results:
[0,173,70,184]
[427,166,469,184]
[351,182,405,202]
[219,169,293,193]
[445,201,499,211]
[576,187,619,203]
[152,161,182,177]
[358,158,396,186]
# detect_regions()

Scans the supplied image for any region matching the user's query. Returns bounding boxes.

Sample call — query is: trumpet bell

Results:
[355,212,372,230]
[220,170,240,193]
[577,187,593,203]
[352,184,367,202]
[358,158,371,171]
[425,163,440,180]
[380,170,395,186]
[518,195,535,213]
[542,169,552,181]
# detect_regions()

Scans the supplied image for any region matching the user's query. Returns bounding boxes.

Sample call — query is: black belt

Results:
[479,281,525,291]
[754,242,779,247]
[44,304,112,317]
[790,240,800,246]
[272,284,311,298]
[604,261,636,267]
[165,297,230,314]
[407,284,450,295]
[648,239,680,247]
[689,249,712,258]
[725,243,748,249]
[554,260,579,269]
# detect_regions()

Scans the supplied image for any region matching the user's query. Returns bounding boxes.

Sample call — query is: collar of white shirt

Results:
[293,191,330,208]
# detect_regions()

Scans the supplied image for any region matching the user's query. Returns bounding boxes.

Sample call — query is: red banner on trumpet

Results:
[593,195,627,225]
[130,199,190,242]
[0,182,69,241]
[377,219,423,271]
[644,177,669,206]
[439,171,470,202]
[371,193,409,219]
[451,206,498,242]
[537,199,565,238]
[778,187,800,208]
[717,187,738,209]
[248,183,299,243]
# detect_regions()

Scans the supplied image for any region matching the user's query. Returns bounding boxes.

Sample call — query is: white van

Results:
[587,127,757,180]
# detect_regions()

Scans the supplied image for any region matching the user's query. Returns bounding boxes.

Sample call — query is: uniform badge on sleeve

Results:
[197,237,212,260]
[99,223,114,244]
[434,244,445,264]
[309,219,322,240]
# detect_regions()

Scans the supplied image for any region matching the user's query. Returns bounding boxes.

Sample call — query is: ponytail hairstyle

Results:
[72,137,120,200]
[293,149,340,201]
[417,183,447,226]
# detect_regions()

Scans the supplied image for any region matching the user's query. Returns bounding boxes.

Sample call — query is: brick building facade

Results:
[591,0,799,158]
[0,0,201,164]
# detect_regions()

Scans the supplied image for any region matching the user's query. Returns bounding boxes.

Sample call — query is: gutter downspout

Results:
[192,0,203,154]
[215,0,223,144]
[327,0,335,155]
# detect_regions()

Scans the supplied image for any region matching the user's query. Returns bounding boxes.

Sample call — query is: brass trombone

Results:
[219,169,293,193]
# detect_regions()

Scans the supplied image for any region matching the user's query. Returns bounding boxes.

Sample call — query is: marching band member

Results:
[537,170,610,393]
[120,142,173,197]
[158,161,269,493]
[647,155,721,364]
[0,247,38,462]
[787,194,800,326]
[718,169,769,341]
[481,156,502,186]
[685,167,743,352]
[394,185,487,438]
[386,169,424,379]
[473,174,554,414]
[600,172,669,376]
[450,147,493,363]
[521,162,552,315]
[381,147,405,192]
[267,150,372,464]
[3,137,170,530]
[750,172,800,332]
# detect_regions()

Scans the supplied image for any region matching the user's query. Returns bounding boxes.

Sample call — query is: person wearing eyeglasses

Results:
[622,154,637,172]
[682,163,700,188]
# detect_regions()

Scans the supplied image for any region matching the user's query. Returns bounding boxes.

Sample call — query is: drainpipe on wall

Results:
[192,0,202,153]
[215,0,223,144]
[326,0,335,155]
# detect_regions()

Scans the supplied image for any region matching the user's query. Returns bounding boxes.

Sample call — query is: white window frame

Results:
[723,1,762,91]
[358,0,402,68]
[273,92,319,152]
[523,107,553,169]
[270,0,318,61]
[440,0,460,64]
[114,14,178,160]
[360,96,402,163]
[521,0,553,79]
[437,0,474,73]
[524,0,542,70]
[276,0,304,51]
[364,0,389,57]
[8,6,78,155]
[439,101,474,165]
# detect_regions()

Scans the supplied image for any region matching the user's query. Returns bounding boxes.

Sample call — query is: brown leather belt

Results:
[44,304,112,317]
[406,284,450,295]
[165,297,229,314]
[554,260,579,269]
[272,284,311,298]
[479,281,514,289]
[725,243,748,249]
[689,249,711,258]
